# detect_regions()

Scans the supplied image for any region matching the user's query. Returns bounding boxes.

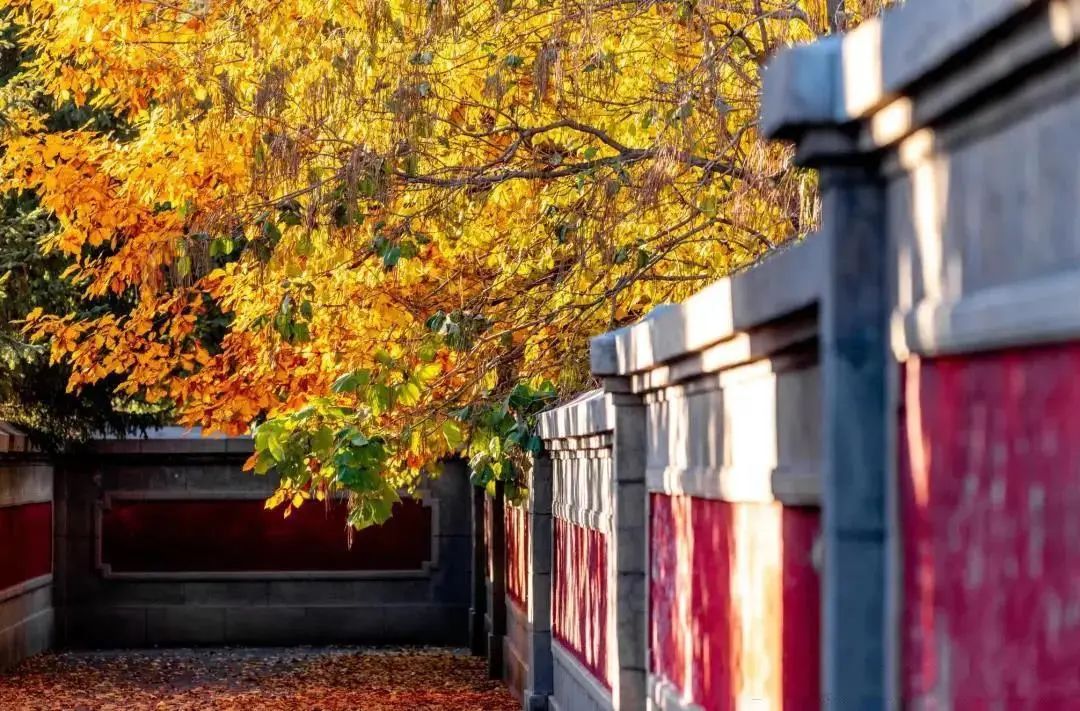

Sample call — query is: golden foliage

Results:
[3,0,836,519]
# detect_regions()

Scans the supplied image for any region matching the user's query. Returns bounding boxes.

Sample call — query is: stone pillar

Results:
[606,385,648,711]
[487,481,507,679]
[523,450,554,711]
[762,36,890,711]
[819,165,889,711]
[469,485,488,657]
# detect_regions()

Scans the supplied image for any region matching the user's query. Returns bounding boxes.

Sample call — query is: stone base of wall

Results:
[59,602,467,648]
[503,598,530,700]
[551,640,612,711]
[0,579,54,671]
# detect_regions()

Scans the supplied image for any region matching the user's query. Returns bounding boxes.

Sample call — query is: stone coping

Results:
[90,426,253,455]
[0,422,33,455]
[762,0,1052,138]
[589,237,822,378]
[537,390,614,441]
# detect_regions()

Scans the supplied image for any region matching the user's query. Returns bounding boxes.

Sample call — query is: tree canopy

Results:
[0,0,886,525]
[0,14,164,447]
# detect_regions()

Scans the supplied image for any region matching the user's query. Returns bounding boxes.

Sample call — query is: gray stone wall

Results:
[54,434,472,648]
[763,1,1080,708]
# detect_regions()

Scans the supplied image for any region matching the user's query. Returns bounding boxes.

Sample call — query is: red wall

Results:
[650,493,820,711]
[506,503,529,608]
[902,345,1080,709]
[101,498,431,573]
[0,502,52,591]
[553,517,610,687]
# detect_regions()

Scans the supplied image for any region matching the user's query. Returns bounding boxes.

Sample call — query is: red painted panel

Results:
[506,503,529,607]
[650,493,821,711]
[902,346,1080,709]
[0,502,52,591]
[100,498,431,573]
[553,517,610,687]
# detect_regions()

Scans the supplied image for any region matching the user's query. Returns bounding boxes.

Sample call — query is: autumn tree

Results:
[3,0,844,525]
[0,12,165,447]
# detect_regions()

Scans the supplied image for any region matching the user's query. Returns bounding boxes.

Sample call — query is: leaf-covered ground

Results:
[0,647,518,710]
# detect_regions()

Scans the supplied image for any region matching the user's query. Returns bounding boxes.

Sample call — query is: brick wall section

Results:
[0,431,54,670]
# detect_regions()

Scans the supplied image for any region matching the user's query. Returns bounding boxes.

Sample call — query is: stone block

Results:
[186,581,269,606]
[98,581,186,606]
[0,607,53,671]
[822,535,886,711]
[224,606,309,645]
[431,535,472,604]
[146,606,226,645]
[0,586,50,637]
[302,605,386,643]
[67,606,147,648]
[0,462,52,506]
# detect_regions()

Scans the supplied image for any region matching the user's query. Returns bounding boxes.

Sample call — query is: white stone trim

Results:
[552,639,614,711]
[0,422,33,455]
[539,390,614,440]
[0,463,53,507]
[647,463,820,505]
[896,270,1080,358]
[591,239,823,377]
[763,0,1058,138]
[772,465,822,507]
[0,574,52,605]
[546,434,614,453]
[551,502,613,534]
[648,675,705,711]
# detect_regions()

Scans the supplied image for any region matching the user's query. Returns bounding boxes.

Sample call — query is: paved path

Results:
[0,647,518,710]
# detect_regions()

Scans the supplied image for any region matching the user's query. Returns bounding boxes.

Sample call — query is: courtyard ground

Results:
[0,647,518,710]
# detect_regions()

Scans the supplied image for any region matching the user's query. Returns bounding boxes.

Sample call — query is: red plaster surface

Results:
[0,502,52,591]
[649,493,820,711]
[902,347,1080,709]
[505,503,529,607]
[100,498,431,573]
[552,517,610,687]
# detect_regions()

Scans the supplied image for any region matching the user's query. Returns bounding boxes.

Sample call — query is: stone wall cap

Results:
[537,389,614,440]
[763,0,1043,139]
[0,421,33,454]
[589,236,823,377]
[91,426,252,455]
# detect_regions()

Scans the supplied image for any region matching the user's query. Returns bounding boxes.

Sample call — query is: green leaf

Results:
[397,378,422,406]
[267,432,286,461]
[262,219,282,243]
[331,369,371,394]
[311,425,334,453]
[382,245,401,269]
[442,419,464,449]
